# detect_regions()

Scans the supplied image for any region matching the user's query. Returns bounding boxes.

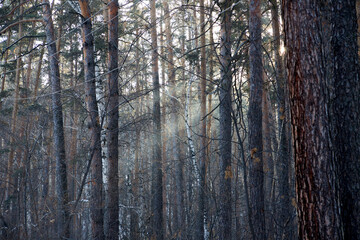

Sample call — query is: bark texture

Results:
[78,1,104,239]
[219,1,232,239]
[329,1,360,238]
[42,0,70,238]
[282,1,342,239]
[107,0,119,239]
[248,0,265,238]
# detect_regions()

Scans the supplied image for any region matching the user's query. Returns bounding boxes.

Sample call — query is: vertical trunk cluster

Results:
[282,0,342,239]
[329,0,360,238]
[248,0,265,239]
[150,0,164,239]
[107,0,119,239]
[42,0,70,238]
[78,1,104,239]
[218,1,232,239]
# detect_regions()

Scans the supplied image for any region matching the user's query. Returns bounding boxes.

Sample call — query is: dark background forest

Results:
[0,0,359,239]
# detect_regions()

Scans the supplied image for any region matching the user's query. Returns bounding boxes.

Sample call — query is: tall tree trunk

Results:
[78,1,105,239]
[130,34,141,239]
[150,1,164,239]
[177,4,186,237]
[218,1,232,239]
[196,0,207,239]
[282,1,342,239]
[248,0,265,238]
[42,0,70,238]
[107,0,119,239]
[270,1,293,239]
[69,56,79,240]
[329,1,360,238]
[159,8,168,236]
[262,87,274,240]
[205,6,215,238]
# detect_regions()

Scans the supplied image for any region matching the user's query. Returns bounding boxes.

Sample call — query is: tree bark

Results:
[248,0,265,238]
[78,1,105,239]
[150,0,164,239]
[262,86,274,240]
[329,1,360,238]
[42,0,70,238]
[282,0,343,239]
[218,1,232,239]
[107,0,119,239]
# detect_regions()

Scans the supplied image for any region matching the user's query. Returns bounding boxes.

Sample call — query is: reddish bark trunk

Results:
[283,1,343,238]
[106,0,120,239]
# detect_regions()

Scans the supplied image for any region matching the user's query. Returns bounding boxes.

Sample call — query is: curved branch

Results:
[0,19,43,35]
[0,0,29,19]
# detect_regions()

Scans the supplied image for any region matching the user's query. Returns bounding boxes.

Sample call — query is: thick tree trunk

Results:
[329,1,360,238]
[248,0,265,239]
[78,1,104,239]
[42,0,70,238]
[262,87,274,240]
[282,1,342,239]
[107,0,119,239]
[218,2,232,239]
[150,0,164,239]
